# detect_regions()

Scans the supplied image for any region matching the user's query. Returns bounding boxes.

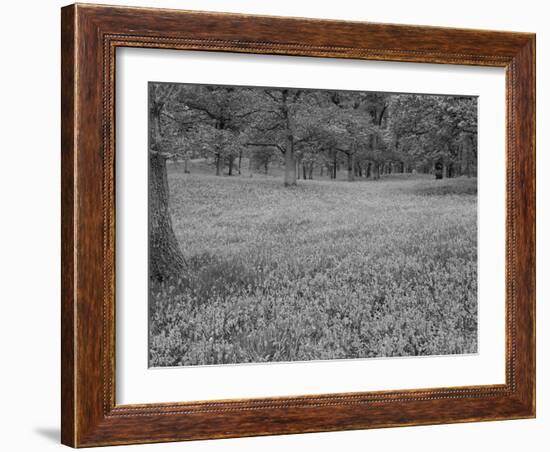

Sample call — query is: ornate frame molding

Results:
[62,4,535,447]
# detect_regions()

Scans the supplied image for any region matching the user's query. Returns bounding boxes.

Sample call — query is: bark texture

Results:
[284,145,297,185]
[149,106,186,282]
[149,152,186,282]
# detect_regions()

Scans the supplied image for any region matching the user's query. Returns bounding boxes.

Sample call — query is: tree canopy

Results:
[149,82,478,183]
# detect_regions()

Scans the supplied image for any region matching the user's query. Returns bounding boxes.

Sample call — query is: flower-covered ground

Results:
[149,168,477,366]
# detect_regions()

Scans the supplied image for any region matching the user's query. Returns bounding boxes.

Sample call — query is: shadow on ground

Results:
[34,427,59,443]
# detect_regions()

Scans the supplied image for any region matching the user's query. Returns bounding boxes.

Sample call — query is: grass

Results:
[149,166,478,367]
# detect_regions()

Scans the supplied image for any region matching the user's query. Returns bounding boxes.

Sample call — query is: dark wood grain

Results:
[61,3,536,447]
[60,5,76,447]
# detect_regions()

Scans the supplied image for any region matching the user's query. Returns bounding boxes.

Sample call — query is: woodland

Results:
[149,83,477,283]
[148,83,478,366]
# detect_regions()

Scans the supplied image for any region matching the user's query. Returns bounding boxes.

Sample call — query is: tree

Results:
[189,124,242,176]
[331,115,373,181]
[250,145,277,175]
[155,83,477,188]
[148,84,187,282]
[244,88,326,186]
[317,91,383,181]
[388,94,477,179]
[175,85,264,176]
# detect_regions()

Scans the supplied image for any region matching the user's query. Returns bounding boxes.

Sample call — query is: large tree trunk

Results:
[435,161,444,179]
[467,134,477,177]
[284,144,297,186]
[215,153,221,176]
[347,153,355,182]
[149,106,186,282]
[281,90,297,186]
[238,150,242,175]
[149,152,186,282]
[183,156,190,174]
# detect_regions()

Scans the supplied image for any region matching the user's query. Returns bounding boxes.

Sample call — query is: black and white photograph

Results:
[1,0,542,449]
[148,82,478,367]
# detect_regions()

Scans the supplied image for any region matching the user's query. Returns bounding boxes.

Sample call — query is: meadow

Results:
[149,164,478,366]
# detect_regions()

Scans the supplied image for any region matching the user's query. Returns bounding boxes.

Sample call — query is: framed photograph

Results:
[61,3,535,447]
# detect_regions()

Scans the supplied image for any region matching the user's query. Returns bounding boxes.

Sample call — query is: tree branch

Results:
[234,109,284,120]
[160,111,198,128]
[149,149,176,159]
[181,101,219,121]
[378,105,388,126]
[335,147,354,156]
[263,90,281,103]
[246,142,286,154]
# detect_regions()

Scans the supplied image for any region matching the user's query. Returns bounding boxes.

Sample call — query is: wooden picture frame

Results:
[61,3,535,447]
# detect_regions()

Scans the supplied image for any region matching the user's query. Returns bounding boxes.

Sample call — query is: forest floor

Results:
[149,165,478,367]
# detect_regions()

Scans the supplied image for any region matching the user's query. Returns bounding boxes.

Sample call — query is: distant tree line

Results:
[148,83,477,281]
[150,83,477,185]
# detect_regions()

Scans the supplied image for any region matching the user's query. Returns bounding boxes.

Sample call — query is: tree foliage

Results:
[150,82,478,183]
